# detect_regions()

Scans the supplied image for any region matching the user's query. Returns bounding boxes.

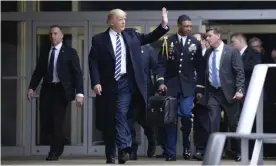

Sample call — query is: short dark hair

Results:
[231,33,247,41]
[177,15,191,25]
[50,24,62,31]
[206,26,221,35]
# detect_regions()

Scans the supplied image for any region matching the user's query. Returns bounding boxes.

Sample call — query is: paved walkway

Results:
[2,156,276,165]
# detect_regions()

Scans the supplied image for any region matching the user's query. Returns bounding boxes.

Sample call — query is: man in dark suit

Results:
[200,26,245,162]
[192,33,210,160]
[27,25,84,160]
[231,33,262,93]
[88,8,169,164]
[156,15,205,161]
[128,44,157,160]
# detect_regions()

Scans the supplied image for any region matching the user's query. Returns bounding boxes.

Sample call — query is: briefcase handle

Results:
[155,91,167,96]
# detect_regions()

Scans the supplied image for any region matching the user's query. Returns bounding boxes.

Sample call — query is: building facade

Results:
[1,1,276,157]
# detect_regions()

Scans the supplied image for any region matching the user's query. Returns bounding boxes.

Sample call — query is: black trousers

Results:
[193,103,210,153]
[40,83,69,157]
[207,87,241,154]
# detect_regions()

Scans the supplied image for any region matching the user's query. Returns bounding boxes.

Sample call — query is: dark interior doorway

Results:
[244,33,276,157]
[244,33,276,63]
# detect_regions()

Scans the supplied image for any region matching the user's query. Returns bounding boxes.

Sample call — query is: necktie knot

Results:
[116,33,120,37]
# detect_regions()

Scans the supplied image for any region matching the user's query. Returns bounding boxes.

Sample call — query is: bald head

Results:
[107,9,127,33]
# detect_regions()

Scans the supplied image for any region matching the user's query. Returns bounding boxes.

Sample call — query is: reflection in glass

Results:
[33,1,72,12]
[35,27,84,146]
[1,21,26,146]
[1,1,26,12]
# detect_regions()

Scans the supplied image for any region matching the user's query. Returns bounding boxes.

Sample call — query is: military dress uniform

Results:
[156,34,205,161]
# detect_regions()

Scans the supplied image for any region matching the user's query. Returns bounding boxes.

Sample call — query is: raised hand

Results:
[161,7,168,27]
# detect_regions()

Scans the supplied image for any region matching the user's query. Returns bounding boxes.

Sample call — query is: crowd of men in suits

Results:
[27,7,274,164]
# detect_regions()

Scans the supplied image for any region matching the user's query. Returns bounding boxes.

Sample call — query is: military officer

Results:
[128,42,157,159]
[156,15,205,161]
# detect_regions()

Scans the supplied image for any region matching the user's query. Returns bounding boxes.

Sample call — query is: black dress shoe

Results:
[183,148,191,160]
[235,154,241,162]
[147,143,156,158]
[118,148,129,164]
[64,137,70,145]
[45,152,59,161]
[165,156,176,161]
[106,157,115,164]
[118,159,126,164]
[130,152,137,160]
[156,152,167,158]
[193,151,204,161]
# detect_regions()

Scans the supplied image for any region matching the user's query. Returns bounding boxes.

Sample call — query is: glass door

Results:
[146,19,203,156]
[87,24,147,156]
[30,21,89,155]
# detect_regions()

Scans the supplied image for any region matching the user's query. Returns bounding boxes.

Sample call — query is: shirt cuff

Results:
[76,93,84,97]
[162,25,168,30]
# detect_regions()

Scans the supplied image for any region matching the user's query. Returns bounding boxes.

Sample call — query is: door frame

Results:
[30,21,89,155]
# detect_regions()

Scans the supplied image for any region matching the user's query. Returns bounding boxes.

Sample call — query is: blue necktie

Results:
[47,47,56,82]
[212,49,219,88]
[114,33,122,81]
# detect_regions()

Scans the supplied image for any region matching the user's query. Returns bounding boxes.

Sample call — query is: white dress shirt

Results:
[240,45,248,56]
[202,48,207,56]
[109,29,127,74]
[48,42,83,97]
[208,42,224,87]
[177,33,187,46]
[48,42,62,83]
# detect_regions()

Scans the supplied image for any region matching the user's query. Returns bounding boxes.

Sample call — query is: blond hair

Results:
[107,9,127,24]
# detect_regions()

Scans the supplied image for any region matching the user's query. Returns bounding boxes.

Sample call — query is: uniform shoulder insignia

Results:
[162,36,169,60]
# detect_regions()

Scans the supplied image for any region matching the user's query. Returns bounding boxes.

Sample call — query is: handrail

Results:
[203,132,276,165]
[203,64,276,165]
[236,65,268,134]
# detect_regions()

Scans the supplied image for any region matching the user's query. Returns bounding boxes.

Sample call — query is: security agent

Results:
[128,43,157,160]
[156,15,205,161]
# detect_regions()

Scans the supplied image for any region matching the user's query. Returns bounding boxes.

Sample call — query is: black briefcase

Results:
[146,95,178,126]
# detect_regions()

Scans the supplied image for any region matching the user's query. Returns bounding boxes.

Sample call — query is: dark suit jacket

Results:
[88,24,169,131]
[201,43,245,105]
[156,34,205,97]
[28,44,84,101]
[141,44,157,97]
[242,46,262,92]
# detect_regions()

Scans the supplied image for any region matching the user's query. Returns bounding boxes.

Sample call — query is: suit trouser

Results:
[193,103,210,153]
[165,94,194,157]
[114,75,132,151]
[128,118,155,153]
[40,83,68,157]
[207,87,240,153]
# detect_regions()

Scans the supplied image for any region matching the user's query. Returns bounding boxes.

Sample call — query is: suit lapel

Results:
[242,47,248,61]
[173,34,185,52]
[184,36,191,48]
[206,48,213,73]
[104,29,115,61]
[220,44,227,68]
[56,44,65,72]
[121,31,133,57]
